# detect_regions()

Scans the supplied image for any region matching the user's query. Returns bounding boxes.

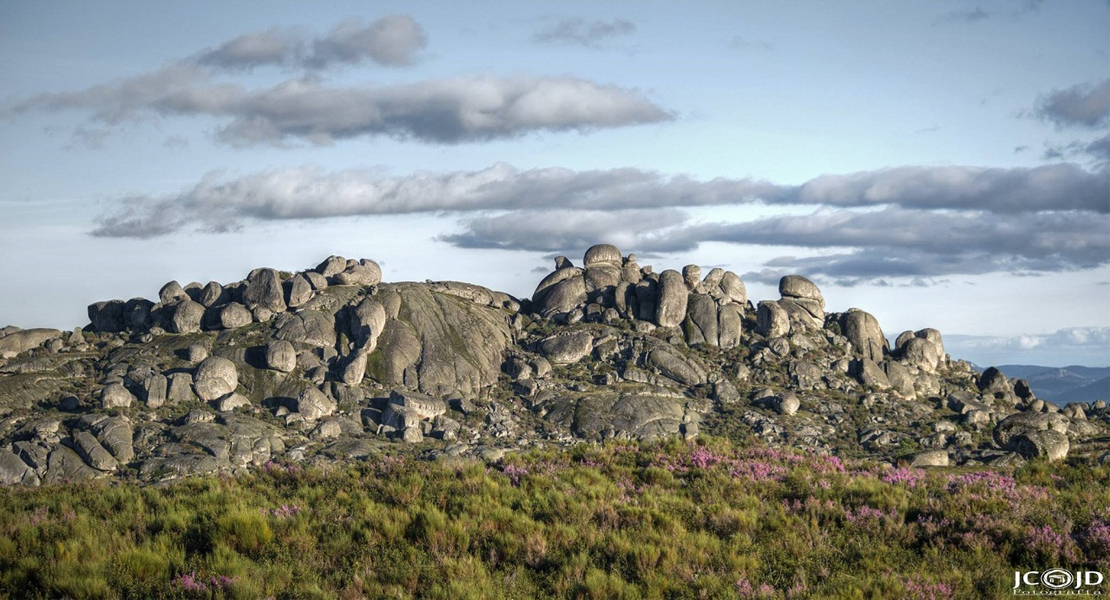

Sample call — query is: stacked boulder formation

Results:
[0,243,1105,486]
[531,244,748,349]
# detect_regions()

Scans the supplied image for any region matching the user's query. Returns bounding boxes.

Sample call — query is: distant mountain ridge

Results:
[996,364,1110,405]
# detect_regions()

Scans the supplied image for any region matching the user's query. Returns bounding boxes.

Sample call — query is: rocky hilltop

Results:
[1,244,1107,485]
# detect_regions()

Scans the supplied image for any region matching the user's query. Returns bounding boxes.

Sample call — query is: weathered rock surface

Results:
[840,309,887,362]
[539,331,594,365]
[101,383,135,409]
[1012,430,1069,461]
[243,268,286,313]
[264,341,297,373]
[193,356,239,402]
[219,303,253,330]
[654,270,688,328]
[368,283,512,398]
[0,248,1102,487]
[295,387,335,420]
[756,301,789,338]
[171,300,206,334]
[0,329,62,356]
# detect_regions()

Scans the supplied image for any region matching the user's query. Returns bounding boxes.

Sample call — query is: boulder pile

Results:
[0,244,1104,486]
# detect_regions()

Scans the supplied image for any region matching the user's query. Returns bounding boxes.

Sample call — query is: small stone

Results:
[215,393,251,412]
[185,343,208,363]
[773,392,800,416]
[909,449,949,468]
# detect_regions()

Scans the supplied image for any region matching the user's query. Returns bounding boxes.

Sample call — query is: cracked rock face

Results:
[0,248,1103,487]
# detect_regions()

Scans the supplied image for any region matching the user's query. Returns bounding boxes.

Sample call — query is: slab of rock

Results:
[93,417,134,463]
[583,244,622,267]
[1012,430,1069,461]
[125,298,154,329]
[646,343,706,386]
[978,367,1012,394]
[286,274,314,308]
[654,270,688,328]
[0,328,63,355]
[855,358,891,390]
[315,255,348,278]
[371,283,513,397]
[542,392,687,441]
[534,272,587,318]
[718,303,743,349]
[341,352,367,385]
[993,412,1070,448]
[840,309,887,362]
[773,392,800,416]
[389,389,448,420]
[351,298,387,351]
[683,293,718,347]
[274,310,336,348]
[779,275,824,305]
[185,343,208,363]
[682,265,702,290]
[900,337,941,373]
[583,264,623,294]
[910,449,949,468]
[539,331,594,365]
[167,372,196,404]
[72,431,118,472]
[0,450,37,485]
[718,271,747,306]
[44,445,103,484]
[87,301,127,333]
[159,280,187,305]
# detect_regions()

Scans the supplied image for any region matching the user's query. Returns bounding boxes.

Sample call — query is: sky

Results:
[0,0,1108,367]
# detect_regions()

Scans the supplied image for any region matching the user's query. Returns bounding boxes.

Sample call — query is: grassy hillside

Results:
[0,439,1107,599]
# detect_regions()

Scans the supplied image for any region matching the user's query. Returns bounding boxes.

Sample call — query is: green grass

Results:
[0,438,1107,599]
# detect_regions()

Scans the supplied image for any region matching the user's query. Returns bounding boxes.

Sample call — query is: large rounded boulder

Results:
[840,309,888,362]
[756,301,789,338]
[583,244,622,267]
[193,356,239,401]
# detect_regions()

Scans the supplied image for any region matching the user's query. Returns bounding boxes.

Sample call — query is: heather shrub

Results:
[0,438,1106,598]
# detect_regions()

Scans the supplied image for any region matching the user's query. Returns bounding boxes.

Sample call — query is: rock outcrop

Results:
[0,246,1101,487]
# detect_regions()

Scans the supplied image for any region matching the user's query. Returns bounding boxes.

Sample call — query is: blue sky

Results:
[1,0,1108,367]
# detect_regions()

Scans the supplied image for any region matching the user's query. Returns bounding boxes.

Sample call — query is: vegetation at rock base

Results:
[1,438,1107,599]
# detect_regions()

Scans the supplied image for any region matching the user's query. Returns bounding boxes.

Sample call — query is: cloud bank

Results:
[197,15,427,70]
[946,326,1110,368]
[533,18,636,48]
[1034,79,1110,129]
[90,161,1109,282]
[1,16,670,146]
[4,72,672,146]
